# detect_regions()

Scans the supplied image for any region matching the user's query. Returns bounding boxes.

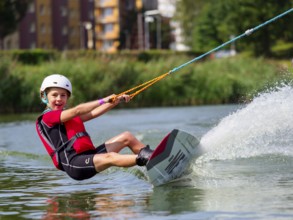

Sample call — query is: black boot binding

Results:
[136,145,153,166]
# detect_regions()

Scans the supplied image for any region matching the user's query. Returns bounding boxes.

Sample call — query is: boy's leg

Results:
[104,131,145,153]
[93,152,137,172]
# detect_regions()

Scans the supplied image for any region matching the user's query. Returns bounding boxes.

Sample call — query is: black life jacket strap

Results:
[50,131,89,157]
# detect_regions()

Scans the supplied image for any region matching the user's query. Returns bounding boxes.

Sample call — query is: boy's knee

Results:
[122,131,133,139]
[120,131,136,144]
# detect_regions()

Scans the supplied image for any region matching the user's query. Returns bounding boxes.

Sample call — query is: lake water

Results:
[1,85,293,219]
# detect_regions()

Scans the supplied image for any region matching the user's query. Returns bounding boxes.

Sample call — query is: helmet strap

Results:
[41,91,48,105]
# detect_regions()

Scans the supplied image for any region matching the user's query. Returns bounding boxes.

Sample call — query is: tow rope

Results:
[111,8,293,102]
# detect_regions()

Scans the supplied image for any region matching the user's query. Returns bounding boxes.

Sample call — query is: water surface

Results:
[1,86,293,219]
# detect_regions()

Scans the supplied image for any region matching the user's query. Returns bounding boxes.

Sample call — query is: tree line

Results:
[176,0,293,56]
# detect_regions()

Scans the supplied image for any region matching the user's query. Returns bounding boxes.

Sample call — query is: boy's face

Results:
[46,87,69,111]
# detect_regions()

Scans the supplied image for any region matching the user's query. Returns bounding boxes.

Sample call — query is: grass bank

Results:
[0,51,292,113]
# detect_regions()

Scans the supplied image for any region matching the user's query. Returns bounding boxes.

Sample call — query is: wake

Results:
[198,84,293,162]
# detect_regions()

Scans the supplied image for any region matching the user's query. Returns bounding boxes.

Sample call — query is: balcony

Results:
[95,8,119,24]
[95,0,118,8]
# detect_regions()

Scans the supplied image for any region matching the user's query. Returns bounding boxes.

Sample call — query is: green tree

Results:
[177,0,293,56]
[0,0,30,49]
[175,0,209,47]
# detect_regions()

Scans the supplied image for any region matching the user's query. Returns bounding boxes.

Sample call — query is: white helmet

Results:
[40,74,72,94]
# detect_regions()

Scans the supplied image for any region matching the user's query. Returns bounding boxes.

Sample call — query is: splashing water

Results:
[198,84,293,162]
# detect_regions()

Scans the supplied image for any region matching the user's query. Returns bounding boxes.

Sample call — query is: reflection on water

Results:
[0,164,152,219]
[43,192,140,219]
[149,186,204,214]
[33,180,205,219]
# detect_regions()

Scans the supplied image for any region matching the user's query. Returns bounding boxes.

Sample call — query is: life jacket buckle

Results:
[75,132,88,138]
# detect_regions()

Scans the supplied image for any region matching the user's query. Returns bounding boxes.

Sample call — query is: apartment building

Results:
[95,0,120,52]
[94,0,157,52]
[3,0,168,52]
[4,0,94,50]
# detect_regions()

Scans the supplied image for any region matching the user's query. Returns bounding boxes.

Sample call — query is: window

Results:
[102,8,113,18]
[30,23,36,33]
[28,2,35,13]
[69,10,77,19]
[69,27,77,36]
[102,40,113,50]
[30,41,36,49]
[89,11,94,20]
[40,4,45,15]
[104,23,113,33]
[61,6,67,16]
[41,23,46,34]
[62,26,68,35]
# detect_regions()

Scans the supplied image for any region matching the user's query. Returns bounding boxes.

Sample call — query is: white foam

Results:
[198,84,293,162]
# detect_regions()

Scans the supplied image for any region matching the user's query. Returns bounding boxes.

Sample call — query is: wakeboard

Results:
[146,129,202,186]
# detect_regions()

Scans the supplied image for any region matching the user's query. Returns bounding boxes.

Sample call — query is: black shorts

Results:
[59,144,107,181]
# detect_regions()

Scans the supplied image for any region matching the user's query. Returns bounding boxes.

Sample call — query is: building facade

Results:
[4,0,95,50]
[94,0,157,52]
[95,0,121,52]
[2,0,185,52]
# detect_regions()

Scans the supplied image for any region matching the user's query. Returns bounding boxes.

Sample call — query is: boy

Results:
[36,74,152,180]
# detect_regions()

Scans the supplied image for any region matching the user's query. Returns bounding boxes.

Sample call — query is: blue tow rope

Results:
[113,8,293,100]
[169,8,293,74]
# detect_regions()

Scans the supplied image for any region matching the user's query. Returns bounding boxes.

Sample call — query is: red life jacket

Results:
[63,116,96,154]
[36,110,96,170]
